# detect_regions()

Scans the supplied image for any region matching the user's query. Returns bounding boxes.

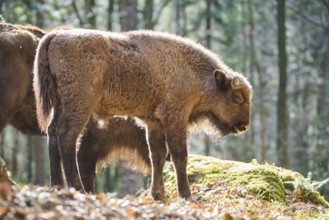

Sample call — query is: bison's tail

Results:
[33,32,58,133]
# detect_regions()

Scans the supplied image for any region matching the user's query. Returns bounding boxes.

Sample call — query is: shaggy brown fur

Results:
[34,29,253,200]
[0,23,44,134]
[0,23,152,192]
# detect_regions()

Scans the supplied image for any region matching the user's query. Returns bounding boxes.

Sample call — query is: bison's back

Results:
[43,29,205,121]
[44,30,161,117]
[0,23,41,134]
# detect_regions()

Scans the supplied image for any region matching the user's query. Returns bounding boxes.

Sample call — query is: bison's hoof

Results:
[152,190,165,201]
[184,195,197,202]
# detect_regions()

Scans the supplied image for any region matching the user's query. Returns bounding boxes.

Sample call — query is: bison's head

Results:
[194,69,252,138]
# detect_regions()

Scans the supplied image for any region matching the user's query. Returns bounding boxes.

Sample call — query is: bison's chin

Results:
[188,119,224,143]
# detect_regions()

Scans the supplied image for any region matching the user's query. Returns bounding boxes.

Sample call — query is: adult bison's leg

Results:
[56,109,92,192]
[77,149,98,193]
[145,120,167,201]
[77,128,99,193]
[47,110,64,187]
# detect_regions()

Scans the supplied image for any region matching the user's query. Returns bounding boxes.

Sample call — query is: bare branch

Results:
[71,0,84,27]
[151,0,171,28]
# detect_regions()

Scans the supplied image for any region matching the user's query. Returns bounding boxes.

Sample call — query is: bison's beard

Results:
[189,112,240,141]
[188,112,238,143]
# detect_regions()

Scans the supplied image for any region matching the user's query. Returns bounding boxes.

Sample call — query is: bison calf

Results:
[0,22,152,192]
[34,29,252,200]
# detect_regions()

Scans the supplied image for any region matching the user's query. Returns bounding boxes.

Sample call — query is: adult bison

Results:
[0,23,152,192]
[34,29,253,201]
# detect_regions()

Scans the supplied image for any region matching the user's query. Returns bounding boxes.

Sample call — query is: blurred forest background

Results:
[0,0,329,199]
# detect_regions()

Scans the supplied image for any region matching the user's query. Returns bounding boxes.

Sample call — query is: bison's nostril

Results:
[237,122,249,131]
[244,124,250,131]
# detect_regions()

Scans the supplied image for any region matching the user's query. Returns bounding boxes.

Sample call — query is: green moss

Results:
[164,154,329,207]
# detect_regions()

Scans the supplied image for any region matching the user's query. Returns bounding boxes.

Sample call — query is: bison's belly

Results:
[93,90,158,120]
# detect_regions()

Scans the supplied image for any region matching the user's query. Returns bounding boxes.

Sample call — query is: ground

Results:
[0,155,328,219]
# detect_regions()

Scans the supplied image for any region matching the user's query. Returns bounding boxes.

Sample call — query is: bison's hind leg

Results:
[55,105,93,192]
[47,108,64,188]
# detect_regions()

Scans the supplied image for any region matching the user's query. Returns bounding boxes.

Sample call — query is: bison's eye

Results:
[233,95,243,104]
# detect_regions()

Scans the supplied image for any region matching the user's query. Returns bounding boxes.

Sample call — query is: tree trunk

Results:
[182,1,188,36]
[0,1,3,14]
[104,166,112,192]
[143,0,170,30]
[85,0,96,28]
[11,129,18,178]
[34,136,45,185]
[315,26,329,181]
[276,0,289,167]
[107,0,115,31]
[71,0,84,27]
[174,0,181,35]
[120,168,140,196]
[205,0,212,48]
[293,82,310,176]
[0,132,4,158]
[119,0,137,31]
[36,0,44,28]
[143,0,154,29]
[27,136,33,182]
[105,165,120,192]
[204,135,211,156]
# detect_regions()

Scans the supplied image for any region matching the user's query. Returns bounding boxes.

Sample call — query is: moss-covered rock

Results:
[164,154,329,207]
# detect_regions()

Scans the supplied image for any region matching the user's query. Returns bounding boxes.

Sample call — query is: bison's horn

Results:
[231,77,241,89]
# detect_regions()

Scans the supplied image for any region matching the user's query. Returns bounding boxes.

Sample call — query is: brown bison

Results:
[0,23,152,192]
[33,29,253,200]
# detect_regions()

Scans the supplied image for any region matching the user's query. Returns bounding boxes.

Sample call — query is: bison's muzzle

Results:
[234,121,250,134]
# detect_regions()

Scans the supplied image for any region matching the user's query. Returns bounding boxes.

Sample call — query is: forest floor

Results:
[0,155,329,219]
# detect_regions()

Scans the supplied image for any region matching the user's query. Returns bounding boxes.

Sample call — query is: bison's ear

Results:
[214,69,228,90]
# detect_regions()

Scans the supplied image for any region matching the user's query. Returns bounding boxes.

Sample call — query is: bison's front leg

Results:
[145,120,167,201]
[166,128,192,200]
[157,105,192,200]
